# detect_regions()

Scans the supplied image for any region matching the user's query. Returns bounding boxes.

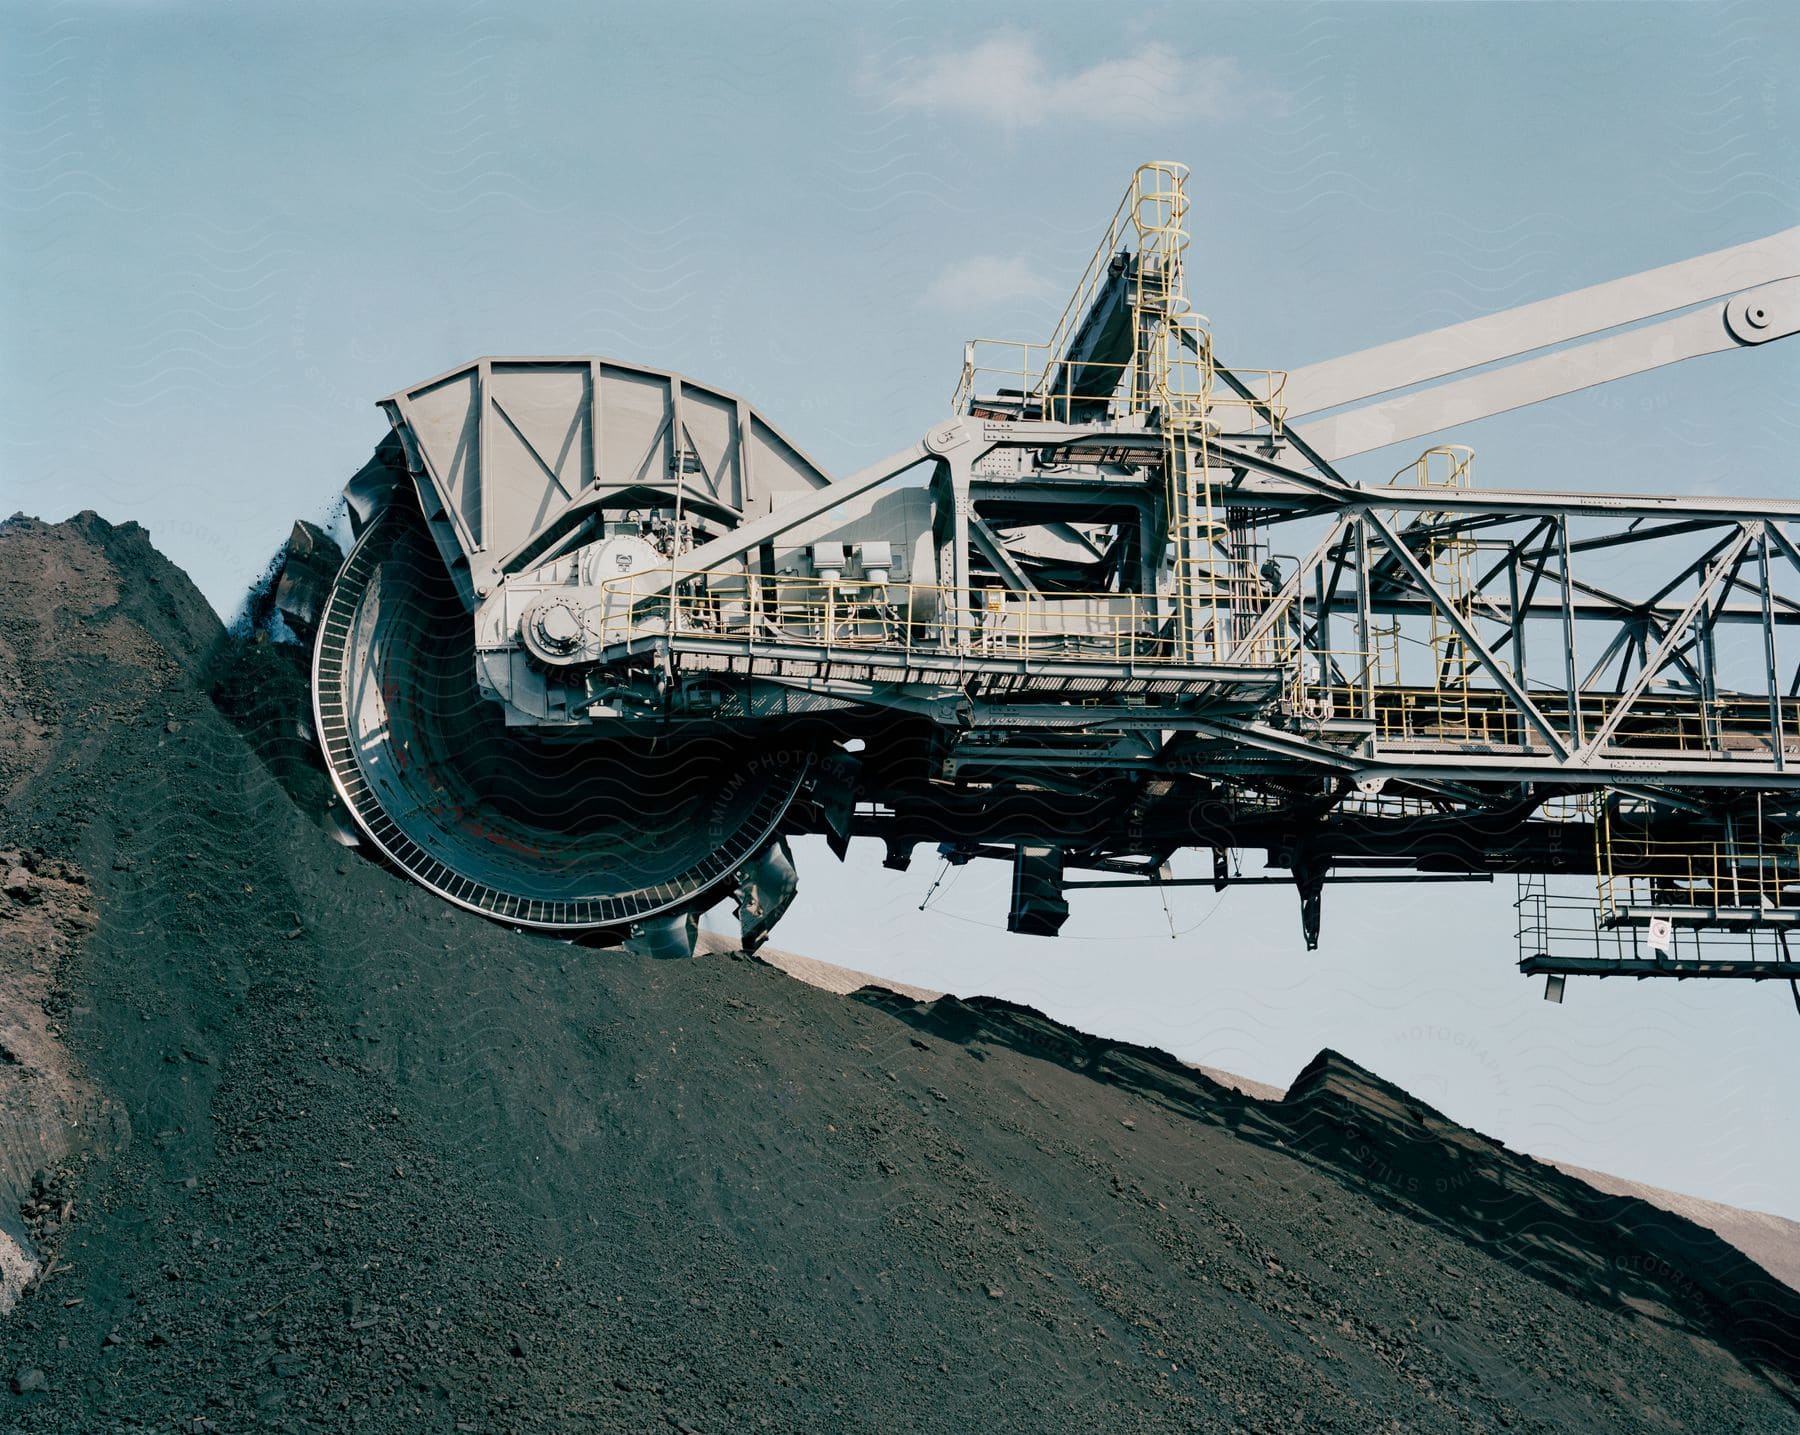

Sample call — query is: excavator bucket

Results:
[271,520,343,641]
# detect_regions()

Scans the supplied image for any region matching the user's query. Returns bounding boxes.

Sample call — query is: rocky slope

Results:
[769,952,1800,1289]
[0,511,1796,1433]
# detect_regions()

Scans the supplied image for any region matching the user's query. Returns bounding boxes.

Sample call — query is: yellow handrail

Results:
[597,568,1303,669]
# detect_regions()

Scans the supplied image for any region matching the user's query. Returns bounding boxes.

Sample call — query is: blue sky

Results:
[5,2,1799,1217]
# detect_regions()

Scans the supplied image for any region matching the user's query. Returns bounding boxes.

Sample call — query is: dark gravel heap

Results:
[1,511,1796,1433]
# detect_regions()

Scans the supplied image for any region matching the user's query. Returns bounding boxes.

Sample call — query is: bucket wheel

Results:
[310,497,807,955]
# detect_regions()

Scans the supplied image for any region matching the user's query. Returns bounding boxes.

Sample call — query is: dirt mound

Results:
[1,510,1797,1433]
[0,848,115,1314]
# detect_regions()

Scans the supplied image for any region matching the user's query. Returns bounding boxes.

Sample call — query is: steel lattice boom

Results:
[283,163,1800,991]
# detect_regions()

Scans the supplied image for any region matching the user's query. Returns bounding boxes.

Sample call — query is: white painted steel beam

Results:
[1282,229,1800,419]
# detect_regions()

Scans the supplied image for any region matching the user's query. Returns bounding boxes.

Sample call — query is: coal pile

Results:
[1,511,1796,1433]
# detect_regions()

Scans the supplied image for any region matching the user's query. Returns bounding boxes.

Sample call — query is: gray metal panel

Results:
[598,364,673,489]
[487,360,591,549]
[748,415,822,516]
[400,367,482,552]
[379,356,836,589]
[680,382,743,510]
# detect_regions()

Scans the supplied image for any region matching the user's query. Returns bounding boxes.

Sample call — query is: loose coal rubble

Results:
[1,511,1797,1433]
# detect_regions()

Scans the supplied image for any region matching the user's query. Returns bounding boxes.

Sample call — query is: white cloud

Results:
[882,32,1279,132]
[922,255,1057,310]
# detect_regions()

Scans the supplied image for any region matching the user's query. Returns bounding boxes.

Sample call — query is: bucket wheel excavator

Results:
[277,164,1800,989]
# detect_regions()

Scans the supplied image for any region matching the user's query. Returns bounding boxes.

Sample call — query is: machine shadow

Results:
[848,983,1800,1392]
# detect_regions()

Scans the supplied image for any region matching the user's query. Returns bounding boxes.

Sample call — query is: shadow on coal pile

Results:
[862,989,1800,1387]
[206,636,335,820]
[3,509,1798,1435]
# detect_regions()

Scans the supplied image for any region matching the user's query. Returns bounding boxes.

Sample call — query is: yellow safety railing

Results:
[1581,691,1799,753]
[1392,445,1476,491]
[953,339,1285,436]
[1595,802,1800,921]
[1539,792,1601,824]
[1371,618,1403,688]
[1289,648,1374,725]
[950,163,1286,428]
[596,569,1277,669]
[1388,445,1479,705]
[953,343,1202,424]
[1289,681,1800,752]
[1042,161,1190,413]
[1208,368,1290,436]
[1366,690,1521,746]
[948,164,1299,675]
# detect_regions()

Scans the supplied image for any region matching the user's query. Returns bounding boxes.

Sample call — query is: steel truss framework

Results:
[313,165,1800,981]
[585,403,1800,981]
